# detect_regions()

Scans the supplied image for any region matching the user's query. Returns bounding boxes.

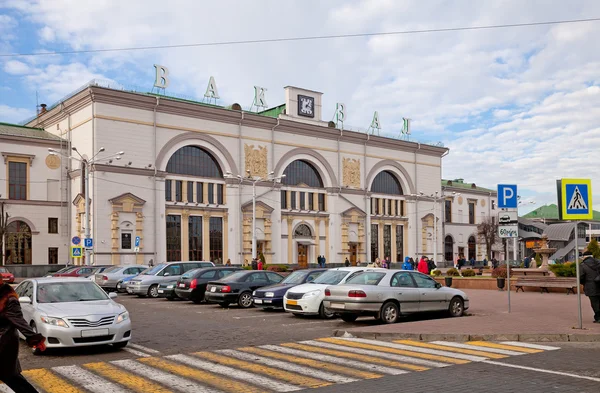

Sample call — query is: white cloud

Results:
[0,104,34,124]
[4,60,31,75]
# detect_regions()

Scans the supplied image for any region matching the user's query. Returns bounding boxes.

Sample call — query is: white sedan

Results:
[15,278,132,352]
[283,267,387,318]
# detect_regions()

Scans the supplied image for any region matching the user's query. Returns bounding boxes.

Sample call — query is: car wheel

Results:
[148,285,159,298]
[379,301,399,324]
[218,302,229,308]
[113,341,128,349]
[340,314,359,323]
[238,292,253,308]
[30,322,44,356]
[448,297,464,317]
[319,302,335,319]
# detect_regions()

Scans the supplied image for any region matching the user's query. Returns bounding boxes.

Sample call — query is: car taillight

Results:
[348,290,367,298]
[102,276,108,281]
[190,279,197,289]
[221,285,231,293]
[324,289,331,296]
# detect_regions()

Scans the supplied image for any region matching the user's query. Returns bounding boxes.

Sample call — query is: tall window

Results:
[445,200,452,223]
[166,215,181,261]
[300,192,306,210]
[282,160,323,188]
[166,146,223,178]
[165,180,172,202]
[396,225,404,262]
[371,224,379,262]
[281,190,288,209]
[468,236,476,260]
[387,200,392,216]
[9,162,27,200]
[291,191,297,209]
[371,171,403,195]
[187,182,194,203]
[309,193,314,210]
[197,182,204,203]
[217,184,224,204]
[175,181,183,202]
[209,217,223,264]
[48,247,58,264]
[48,218,58,234]
[383,225,391,260]
[318,194,325,211]
[189,216,202,261]
[468,202,475,224]
[5,221,31,264]
[208,183,214,204]
[445,235,454,262]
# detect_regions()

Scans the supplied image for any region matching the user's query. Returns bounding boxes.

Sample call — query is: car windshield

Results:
[37,282,108,303]
[182,268,202,279]
[217,271,248,282]
[281,271,308,285]
[142,264,167,275]
[0,267,8,273]
[346,272,387,285]
[102,266,122,273]
[312,271,350,285]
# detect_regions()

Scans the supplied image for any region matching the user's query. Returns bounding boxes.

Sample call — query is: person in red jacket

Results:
[417,256,429,274]
[257,259,263,271]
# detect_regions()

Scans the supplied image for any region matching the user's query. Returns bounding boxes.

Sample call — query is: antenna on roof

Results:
[36,91,39,116]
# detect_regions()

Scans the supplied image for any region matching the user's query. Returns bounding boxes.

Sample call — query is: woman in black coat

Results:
[0,283,46,393]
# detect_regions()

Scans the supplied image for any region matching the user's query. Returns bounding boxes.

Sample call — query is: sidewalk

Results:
[334,289,600,342]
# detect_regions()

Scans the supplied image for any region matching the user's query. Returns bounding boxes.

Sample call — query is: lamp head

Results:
[72,147,77,151]
[98,147,105,153]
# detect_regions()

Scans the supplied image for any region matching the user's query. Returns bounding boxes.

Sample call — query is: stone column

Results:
[325,217,330,263]
[111,212,120,265]
[135,212,144,265]
[287,217,293,264]
[181,210,190,261]
[315,218,321,257]
[223,213,229,263]
[264,218,272,264]
[203,215,210,261]
[391,223,397,263]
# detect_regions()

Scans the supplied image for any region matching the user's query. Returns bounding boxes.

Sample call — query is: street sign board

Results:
[135,236,141,248]
[84,238,93,248]
[498,211,518,225]
[134,246,140,253]
[498,226,518,238]
[497,184,518,208]
[71,246,83,258]
[557,178,593,220]
[72,236,81,245]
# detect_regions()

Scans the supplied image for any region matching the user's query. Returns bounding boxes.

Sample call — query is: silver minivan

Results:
[126,261,215,298]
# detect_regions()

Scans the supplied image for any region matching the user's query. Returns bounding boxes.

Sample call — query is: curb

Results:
[332,330,600,342]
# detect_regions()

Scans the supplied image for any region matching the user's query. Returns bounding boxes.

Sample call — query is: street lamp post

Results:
[49,147,124,265]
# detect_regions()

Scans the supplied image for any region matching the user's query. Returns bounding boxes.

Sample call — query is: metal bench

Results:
[511,268,550,277]
[513,277,578,294]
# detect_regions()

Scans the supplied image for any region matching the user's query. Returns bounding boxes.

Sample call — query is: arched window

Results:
[283,160,323,188]
[166,146,223,178]
[6,220,32,265]
[468,236,476,261]
[371,171,403,195]
[294,224,312,238]
[444,235,453,262]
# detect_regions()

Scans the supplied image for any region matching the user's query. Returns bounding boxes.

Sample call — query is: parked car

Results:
[205,271,284,308]
[253,268,327,310]
[15,278,131,351]
[95,265,147,291]
[0,267,15,283]
[284,267,387,318]
[119,276,137,294]
[127,261,215,298]
[45,266,78,277]
[157,279,180,300]
[175,267,242,303]
[53,265,112,278]
[323,270,469,324]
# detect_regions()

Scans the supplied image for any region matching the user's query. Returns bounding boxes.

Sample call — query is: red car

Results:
[0,267,15,283]
[52,265,111,277]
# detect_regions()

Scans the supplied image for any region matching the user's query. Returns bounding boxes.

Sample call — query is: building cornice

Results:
[0,134,63,147]
[442,185,497,196]
[1,199,65,207]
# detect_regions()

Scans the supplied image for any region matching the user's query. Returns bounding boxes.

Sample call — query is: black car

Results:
[253,269,327,310]
[175,267,242,303]
[157,279,180,300]
[205,271,284,308]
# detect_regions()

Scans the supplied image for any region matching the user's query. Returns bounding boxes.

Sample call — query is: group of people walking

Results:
[401,256,436,274]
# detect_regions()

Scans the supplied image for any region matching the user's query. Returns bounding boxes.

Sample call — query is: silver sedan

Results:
[323,270,469,324]
[15,278,132,351]
[94,265,147,291]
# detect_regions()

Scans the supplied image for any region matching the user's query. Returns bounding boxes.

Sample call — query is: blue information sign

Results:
[84,238,93,248]
[497,184,518,209]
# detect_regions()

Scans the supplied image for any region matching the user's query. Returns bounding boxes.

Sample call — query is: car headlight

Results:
[302,290,321,299]
[265,292,275,298]
[40,316,69,328]
[116,311,130,324]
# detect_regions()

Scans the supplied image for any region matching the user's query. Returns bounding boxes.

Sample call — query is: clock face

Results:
[298,95,315,118]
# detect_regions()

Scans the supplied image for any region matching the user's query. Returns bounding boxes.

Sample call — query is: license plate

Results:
[179,283,186,288]
[286,300,298,306]
[81,328,109,338]
[254,299,263,304]
[264,299,272,304]
[158,289,164,293]
[211,287,216,292]
[330,302,346,309]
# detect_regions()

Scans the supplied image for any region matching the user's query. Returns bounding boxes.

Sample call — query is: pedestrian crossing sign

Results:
[71,246,83,258]
[557,178,593,220]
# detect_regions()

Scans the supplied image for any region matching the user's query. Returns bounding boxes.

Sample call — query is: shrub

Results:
[462,269,476,277]
[446,268,460,277]
[431,269,442,277]
[535,254,542,267]
[267,264,288,272]
[587,239,600,258]
[549,262,576,277]
[492,266,508,278]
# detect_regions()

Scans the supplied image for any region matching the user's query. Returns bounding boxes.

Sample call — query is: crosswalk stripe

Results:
[283,342,433,371]
[52,365,131,393]
[22,369,84,393]
[467,341,542,353]
[0,384,14,393]
[83,362,172,393]
[500,342,560,351]
[196,351,332,389]
[393,340,507,359]
[318,338,472,364]
[112,359,223,393]
[128,343,161,354]
[260,345,407,376]
[123,347,152,358]
[216,349,355,384]
[167,354,302,392]
[432,341,525,356]
[138,357,263,393]
[240,346,384,380]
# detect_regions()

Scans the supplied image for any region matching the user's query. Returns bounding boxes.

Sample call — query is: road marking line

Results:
[123,347,152,357]
[500,342,560,351]
[52,365,131,393]
[0,384,12,393]
[482,360,600,382]
[22,369,84,393]
[129,343,161,354]
[240,346,383,379]
[215,349,355,384]
[281,320,341,327]
[232,314,285,319]
[83,362,172,393]
[196,351,332,388]
[394,340,507,359]
[318,338,472,364]
[139,357,264,393]
[168,354,302,392]
[432,341,525,356]
[283,342,435,371]
[259,345,408,375]
[112,360,221,393]
[467,341,542,353]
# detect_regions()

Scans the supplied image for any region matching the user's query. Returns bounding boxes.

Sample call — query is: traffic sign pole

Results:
[574,225,582,329]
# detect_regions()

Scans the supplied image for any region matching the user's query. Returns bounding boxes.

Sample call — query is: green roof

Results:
[523,204,600,221]
[257,104,286,118]
[145,92,224,109]
[441,179,495,193]
[0,122,63,141]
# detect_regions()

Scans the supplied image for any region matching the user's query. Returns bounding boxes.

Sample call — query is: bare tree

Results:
[477,216,498,261]
[0,202,8,266]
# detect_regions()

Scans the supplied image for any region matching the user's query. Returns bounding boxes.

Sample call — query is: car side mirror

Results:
[307,277,314,282]
[19,296,32,304]
[164,272,170,277]
[435,282,442,289]
[108,292,118,299]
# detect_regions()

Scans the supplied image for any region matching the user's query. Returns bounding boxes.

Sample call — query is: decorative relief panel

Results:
[342,158,361,188]
[244,144,267,178]
[480,199,486,207]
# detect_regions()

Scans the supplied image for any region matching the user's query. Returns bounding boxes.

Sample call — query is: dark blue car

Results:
[252,269,327,310]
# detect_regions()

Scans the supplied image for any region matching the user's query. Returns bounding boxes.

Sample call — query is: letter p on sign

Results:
[498,184,518,208]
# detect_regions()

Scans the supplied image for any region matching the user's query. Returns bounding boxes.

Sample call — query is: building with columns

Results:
[25,82,447,266]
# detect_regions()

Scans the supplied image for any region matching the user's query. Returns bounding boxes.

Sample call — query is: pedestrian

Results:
[417,257,429,274]
[257,259,263,271]
[408,257,415,270]
[356,259,361,266]
[483,258,488,267]
[402,258,413,270]
[1,283,46,392]
[381,259,387,269]
[524,256,531,269]
[225,259,231,266]
[375,258,381,268]
[579,248,600,323]
[427,258,436,274]
[386,257,391,269]
[322,255,326,268]
[470,257,475,267]
[251,258,258,270]
[344,257,350,267]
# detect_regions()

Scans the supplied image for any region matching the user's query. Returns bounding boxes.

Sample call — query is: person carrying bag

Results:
[579,249,600,323]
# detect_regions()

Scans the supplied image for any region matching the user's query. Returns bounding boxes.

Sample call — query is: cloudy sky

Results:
[1,0,599,213]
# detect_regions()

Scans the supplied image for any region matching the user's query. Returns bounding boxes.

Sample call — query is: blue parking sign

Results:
[135,236,141,248]
[497,184,518,208]
[84,238,93,248]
